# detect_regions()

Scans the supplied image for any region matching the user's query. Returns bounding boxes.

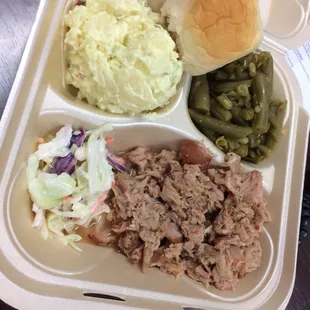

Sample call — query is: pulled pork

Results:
[90,141,271,291]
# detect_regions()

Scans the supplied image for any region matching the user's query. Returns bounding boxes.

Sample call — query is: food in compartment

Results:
[161,0,262,76]
[27,124,118,251]
[189,52,287,163]
[64,0,183,115]
[27,125,271,291]
[95,140,271,290]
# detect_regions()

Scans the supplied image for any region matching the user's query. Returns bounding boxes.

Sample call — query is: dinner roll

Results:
[161,0,262,76]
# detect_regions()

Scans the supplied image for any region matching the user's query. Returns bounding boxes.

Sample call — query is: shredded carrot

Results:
[64,196,72,201]
[92,191,108,213]
[105,137,114,144]
[105,136,114,144]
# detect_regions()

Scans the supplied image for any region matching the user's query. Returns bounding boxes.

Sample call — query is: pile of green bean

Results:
[188,51,287,164]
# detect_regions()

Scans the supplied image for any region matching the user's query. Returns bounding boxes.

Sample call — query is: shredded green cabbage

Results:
[87,124,114,194]
[28,173,76,209]
[36,125,72,163]
[27,154,39,183]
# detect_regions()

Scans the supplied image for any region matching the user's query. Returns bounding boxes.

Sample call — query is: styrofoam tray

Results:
[0,0,310,309]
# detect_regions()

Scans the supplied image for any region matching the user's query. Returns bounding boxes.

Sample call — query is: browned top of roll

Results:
[162,0,262,75]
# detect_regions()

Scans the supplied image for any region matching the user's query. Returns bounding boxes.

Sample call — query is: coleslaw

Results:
[27,124,123,251]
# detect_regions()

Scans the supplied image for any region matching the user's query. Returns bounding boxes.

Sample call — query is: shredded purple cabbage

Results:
[107,154,128,173]
[50,152,77,175]
[70,128,86,148]
[76,0,86,6]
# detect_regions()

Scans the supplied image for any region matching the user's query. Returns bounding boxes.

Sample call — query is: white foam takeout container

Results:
[0,0,310,309]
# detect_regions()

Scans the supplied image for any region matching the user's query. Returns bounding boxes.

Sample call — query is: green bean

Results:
[248,149,257,158]
[269,100,286,129]
[227,139,240,150]
[254,105,262,113]
[229,73,237,80]
[260,52,273,80]
[235,97,246,107]
[226,91,239,100]
[210,99,232,122]
[231,106,250,126]
[211,80,252,94]
[265,126,282,149]
[245,95,252,104]
[215,70,229,81]
[257,145,272,157]
[228,71,250,81]
[251,73,270,134]
[238,137,249,145]
[240,108,255,121]
[244,99,252,108]
[235,71,251,80]
[269,125,280,140]
[190,75,211,113]
[236,84,250,97]
[223,63,236,73]
[230,96,245,107]
[249,62,256,77]
[260,133,267,145]
[216,136,228,150]
[216,94,233,110]
[188,77,199,108]
[269,105,280,126]
[254,53,265,68]
[277,100,286,122]
[270,98,283,107]
[212,68,249,81]
[235,64,244,76]
[198,51,284,164]
[209,89,217,99]
[269,102,278,111]
[248,134,260,148]
[189,109,253,139]
[244,154,264,164]
[259,52,274,102]
[248,134,256,149]
[269,109,279,128]
[188,95,194,108]
[199,127,218,143]
[240,53,255,68]
[191,109,219,143]
[265,136,276,150]
[234,144,249,158]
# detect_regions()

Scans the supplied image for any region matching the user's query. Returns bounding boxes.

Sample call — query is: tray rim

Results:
[0,1,309,309]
